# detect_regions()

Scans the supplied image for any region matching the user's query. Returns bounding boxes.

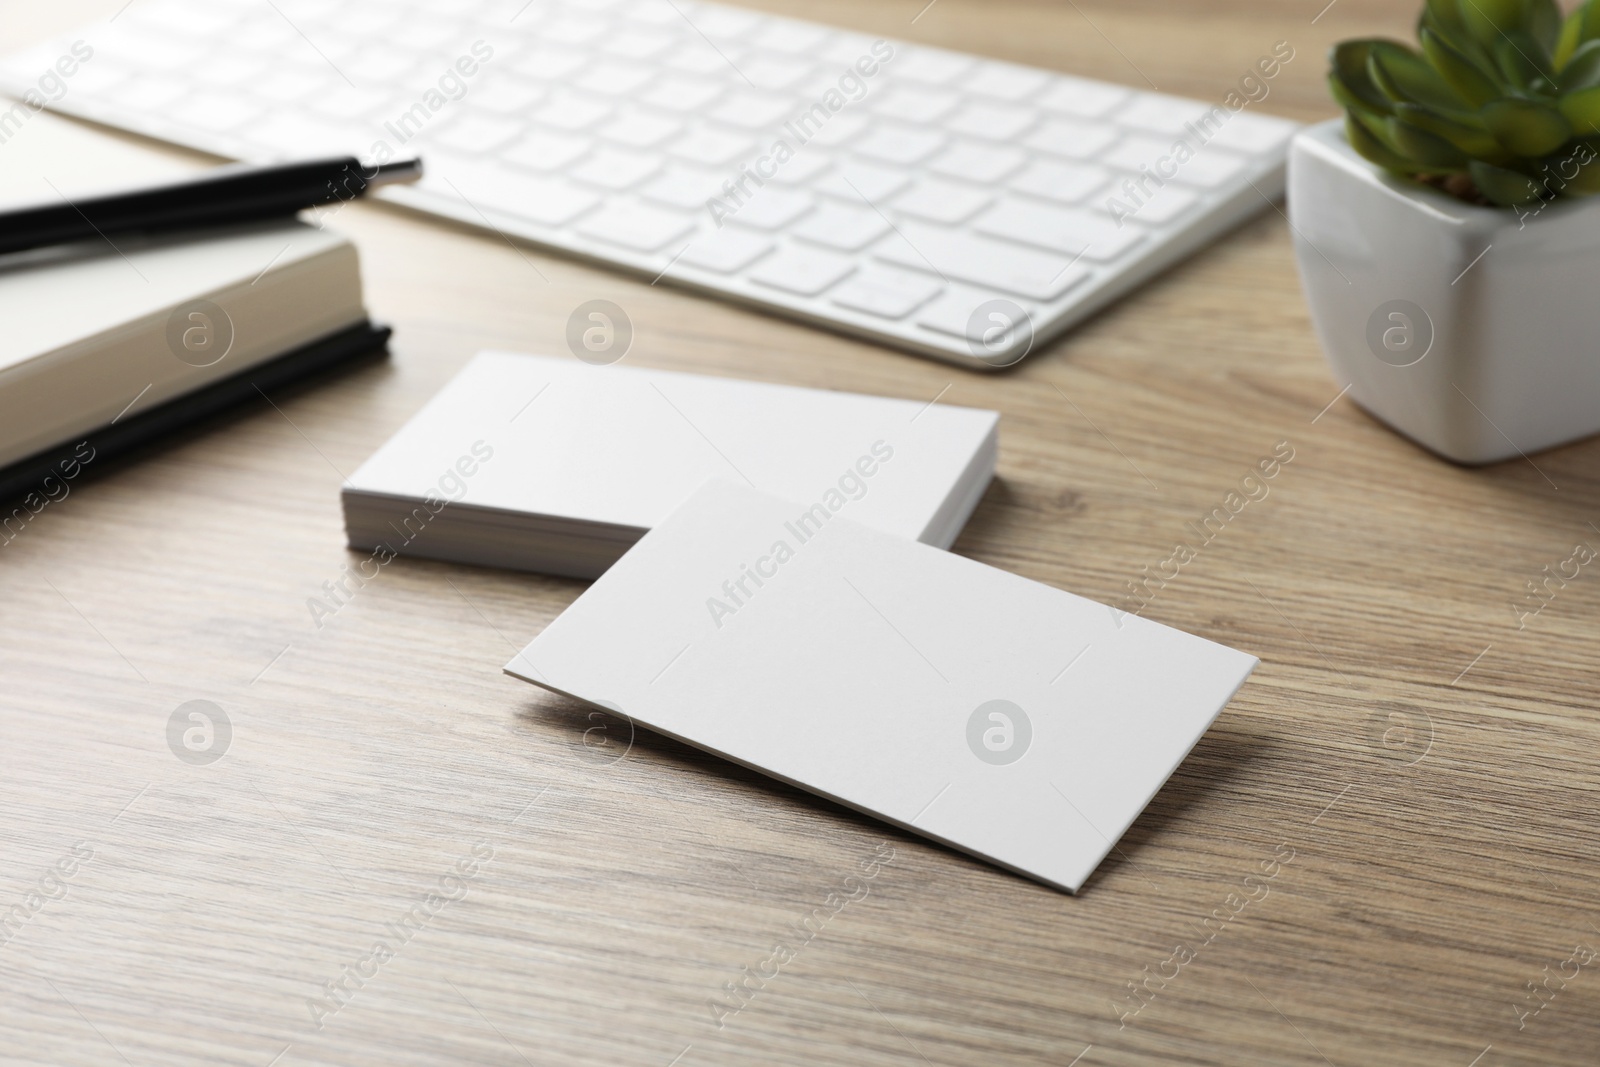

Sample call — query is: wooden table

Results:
[4,2,1597,1065]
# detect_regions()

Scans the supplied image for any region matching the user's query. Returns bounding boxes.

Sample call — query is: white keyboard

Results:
[0,0,1298,369]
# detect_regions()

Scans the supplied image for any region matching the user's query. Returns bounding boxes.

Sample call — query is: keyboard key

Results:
[345,48,419,84]
[749,244,856,295]
[1115,94,1216,137]
[1096,183,1198,225]
[917,284,1040,340]
[532,93,613,131]
[852,124,945,165]
[1037,77,1131,118]
[829,266,943,320]
[927,141,1027,184]
[1202,112,1297,155]
[791,202,889,251]
[874,222,1091,301]
[193,54,271,89]
[1023,118,1120,160]
[576,199,696,251]
[944,102,1035,141]
[813,159,910,203]
[668,126,754,166]
[570,147,663,190]
[1103,137,1246,188]
[602,29,676,61]
[545,14,609,45]
[963,62,1049,101]
[168,93,265,133]
[693,5,763,40]
[642,166,723,210]
[600,111,683,148]
[469,77,547,116]
[750,21,833,54]
[741,54,815,92]
[436,165,600,227]
[503,130,591,172]
[891,179,991,224]
[308,85,392,121]
[575,61,656,97]
[641,76,724,113]
[711,92,793,130]
[664,46,737,77]
[730,187,815,230]
[804,111,869,148]
[890,49,975,85]
[513,48,589,82]
[870,87,960,125]
[677,227,774,273]
[1009,160,1111,204]
[251,67,329,105]
[765,151,830,185]
[129,0,242,37]
[110,76,189,113]
[246,110,364,155]
[432,114,525,154]
[96,27,208,71]
[974,198,1145,261]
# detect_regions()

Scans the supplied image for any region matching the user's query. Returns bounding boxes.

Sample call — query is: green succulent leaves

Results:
[1331,0,1600,206]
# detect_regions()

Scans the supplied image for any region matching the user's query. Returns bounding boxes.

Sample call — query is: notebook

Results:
[342,351,998,577]
[505,480,1258,892]
[0,113,384,501]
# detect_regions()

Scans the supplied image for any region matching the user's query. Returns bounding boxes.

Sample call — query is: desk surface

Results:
[4,2,1598,1065]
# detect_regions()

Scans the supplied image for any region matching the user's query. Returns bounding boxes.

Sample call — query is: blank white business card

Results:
[343,351,998,576]
[505,481,1257,892]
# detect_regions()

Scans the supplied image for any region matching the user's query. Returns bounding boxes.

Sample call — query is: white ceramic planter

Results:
[1288,118,1600,464]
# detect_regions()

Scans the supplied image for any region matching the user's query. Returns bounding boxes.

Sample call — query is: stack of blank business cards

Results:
[343,351,998,578]
[506,481,1258,893]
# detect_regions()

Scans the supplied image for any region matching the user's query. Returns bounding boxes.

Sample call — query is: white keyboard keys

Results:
[642,166,723,210]
[5,0,1298,367]
[570,148,663,191]
[1009,160,1110,205]
[732,188,816,230]
[871,87,960,125]
[875,223,1091,302]
[974,199,1146,261]
[890,49,976,85]
[1037,77,1131,118]
[711,92,793,129]
[749,244,856,295]
[928,141,1027,184]
[891,180,992,225]
[1024,119,1121,160]
[600,111,684,148]
[503,130,591,172]
[669,126,754,166]
[828,266,943,319]
[532,92,613,131]
[168,94,264,134]
[640,76,724,113]
[576,200,696,251]
[432,114,524,155]
[792,202,890,251]
[678,227,774,273]
[852,124,946,166]
[443,166,600,227]
[963,62,1050,102]
[812,159,909,203]
[945,102,1035,141]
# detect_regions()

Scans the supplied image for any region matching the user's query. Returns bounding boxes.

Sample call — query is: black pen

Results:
[0,156,424,257]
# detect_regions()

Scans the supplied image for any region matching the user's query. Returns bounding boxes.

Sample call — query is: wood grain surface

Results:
[3,2,1598,1065]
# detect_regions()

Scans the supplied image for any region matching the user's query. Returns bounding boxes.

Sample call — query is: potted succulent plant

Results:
[1289,0,1600,463]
